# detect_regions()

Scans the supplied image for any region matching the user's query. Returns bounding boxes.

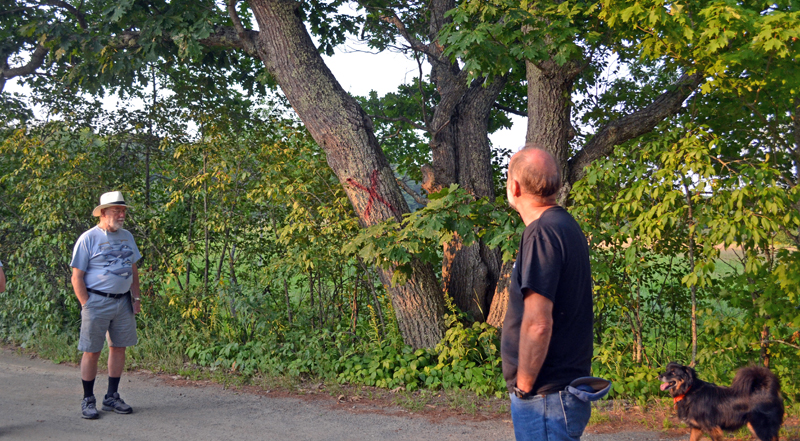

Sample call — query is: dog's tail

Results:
[734,367,785,441]
[730,366,781,396]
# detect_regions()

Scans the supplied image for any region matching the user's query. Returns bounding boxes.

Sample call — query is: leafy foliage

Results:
[344,184,524,286]
[571,118,800,405]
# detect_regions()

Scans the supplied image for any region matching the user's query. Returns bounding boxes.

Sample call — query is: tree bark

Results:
[248,0,445,348]
[760,324,770,368]
[481,58,578,327]
[526,59,579,203]
[486,259,514,328]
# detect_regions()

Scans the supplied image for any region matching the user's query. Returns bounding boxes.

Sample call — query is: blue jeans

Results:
[510,390,591,440]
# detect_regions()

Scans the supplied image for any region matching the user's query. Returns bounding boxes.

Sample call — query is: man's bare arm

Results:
[516,290,554,393]
[71,268,89,306]
[0,267,6,293]
[131,263,141,314]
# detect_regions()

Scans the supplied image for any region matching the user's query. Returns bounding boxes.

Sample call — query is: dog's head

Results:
[658,362,696,397]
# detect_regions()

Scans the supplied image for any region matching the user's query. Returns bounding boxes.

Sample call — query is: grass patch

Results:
[589,410,611,425]
[446,389,480,414]
[393,390,429,412]
[28,332,81,364]
[126,319,186,373]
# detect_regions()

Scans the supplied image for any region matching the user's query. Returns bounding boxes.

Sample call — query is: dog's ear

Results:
[666,362,680,372]
[686,365,697,380]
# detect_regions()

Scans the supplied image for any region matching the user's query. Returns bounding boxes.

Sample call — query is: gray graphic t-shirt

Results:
[70,226,141,294]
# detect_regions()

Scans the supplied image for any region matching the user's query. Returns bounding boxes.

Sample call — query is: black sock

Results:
[82,379,95,398]
[106,376,121,398]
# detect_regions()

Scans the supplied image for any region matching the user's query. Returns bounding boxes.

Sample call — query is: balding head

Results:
[507,144,561,200]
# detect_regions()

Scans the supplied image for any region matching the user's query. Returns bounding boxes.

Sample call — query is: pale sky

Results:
[322,45,527,153]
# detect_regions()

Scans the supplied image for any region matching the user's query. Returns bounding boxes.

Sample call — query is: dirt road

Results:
[0,348,678,440]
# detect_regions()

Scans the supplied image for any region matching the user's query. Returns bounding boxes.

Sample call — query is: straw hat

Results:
[92,191,129,217]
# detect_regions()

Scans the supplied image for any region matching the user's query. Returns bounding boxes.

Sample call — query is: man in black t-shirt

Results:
[502,145,594,440]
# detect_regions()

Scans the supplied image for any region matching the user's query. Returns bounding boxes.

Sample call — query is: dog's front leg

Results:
[708,427,725,441]
[689,427,705,441]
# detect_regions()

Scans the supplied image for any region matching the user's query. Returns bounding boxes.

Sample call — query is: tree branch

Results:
[369,114,428,132]
[0,7,36,16]
[380,13,444,65]
[769,339,800,350]
[226,0,258,56]
[429,68,471,133]
[396,178,429,207]
[1,44,49,90]
[380,13,427,53]
[415,51,432,132]
[567,72,704,185]
[493,103,527,117]
[112,26,260,58]
[44,0,87,29]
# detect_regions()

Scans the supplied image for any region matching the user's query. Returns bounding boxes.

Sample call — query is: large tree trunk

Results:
[525,60,578,203]
[422,0,504,321]
[431,81,505,321]
[248,0,445,348]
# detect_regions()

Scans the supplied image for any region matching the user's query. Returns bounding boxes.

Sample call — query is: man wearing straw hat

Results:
[71,191,142,419]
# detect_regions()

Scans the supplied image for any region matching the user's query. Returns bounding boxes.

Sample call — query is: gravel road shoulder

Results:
[0,348,682,440]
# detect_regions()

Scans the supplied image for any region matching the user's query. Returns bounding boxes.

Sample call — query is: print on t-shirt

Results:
[99,242,135,279]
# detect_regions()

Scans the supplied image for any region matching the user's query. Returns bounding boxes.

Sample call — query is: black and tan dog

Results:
[658,362,784,441]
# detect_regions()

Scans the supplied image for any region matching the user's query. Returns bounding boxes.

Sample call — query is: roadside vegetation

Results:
[1,96,798,410]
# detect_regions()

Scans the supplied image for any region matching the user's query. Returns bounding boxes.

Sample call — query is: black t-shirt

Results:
[501,206,593,395]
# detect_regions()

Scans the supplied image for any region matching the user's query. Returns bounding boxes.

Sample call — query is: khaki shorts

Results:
[78,294,138,353]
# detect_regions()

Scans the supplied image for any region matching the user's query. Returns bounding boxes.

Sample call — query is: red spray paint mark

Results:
[345,170,395,221]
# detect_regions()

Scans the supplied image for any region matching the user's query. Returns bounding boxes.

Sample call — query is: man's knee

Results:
[82,351,101,364]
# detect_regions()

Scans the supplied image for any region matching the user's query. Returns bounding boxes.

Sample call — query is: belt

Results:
[87,288,130,299]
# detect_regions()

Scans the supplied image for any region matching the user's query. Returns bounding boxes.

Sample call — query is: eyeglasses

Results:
[105,208,127,216]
